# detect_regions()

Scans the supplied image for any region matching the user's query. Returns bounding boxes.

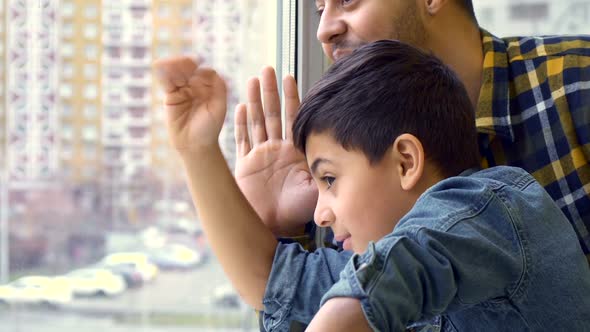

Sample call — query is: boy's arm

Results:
[316,220,525,331]
[153,56,277,310]
[306,298,372,332]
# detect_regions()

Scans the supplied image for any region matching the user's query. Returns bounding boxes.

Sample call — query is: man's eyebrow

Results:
[310,158,331,176]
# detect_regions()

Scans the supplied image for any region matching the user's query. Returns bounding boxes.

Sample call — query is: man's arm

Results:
[153,56,277,310]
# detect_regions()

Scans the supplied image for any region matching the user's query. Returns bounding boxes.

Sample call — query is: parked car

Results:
[63,268,126,297]
[146,244,203,270]
[211,284,241,309]
[93,262,143,288]
[0,276,72,308]
[100,252,158,282]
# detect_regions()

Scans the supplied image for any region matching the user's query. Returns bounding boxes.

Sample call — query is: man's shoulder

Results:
[500,34,590,61]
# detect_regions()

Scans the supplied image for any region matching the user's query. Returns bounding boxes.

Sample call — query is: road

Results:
[0,257,259,332]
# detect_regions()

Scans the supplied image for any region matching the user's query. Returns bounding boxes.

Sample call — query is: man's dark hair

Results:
[293,40,480,178]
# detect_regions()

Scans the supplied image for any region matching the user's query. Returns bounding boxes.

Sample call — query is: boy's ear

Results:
[393,134,424,191]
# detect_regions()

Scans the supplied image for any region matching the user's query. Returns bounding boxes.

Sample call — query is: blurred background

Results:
[0,0,588,331]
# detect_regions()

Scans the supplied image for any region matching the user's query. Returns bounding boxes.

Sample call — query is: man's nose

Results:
[316,5,346,45]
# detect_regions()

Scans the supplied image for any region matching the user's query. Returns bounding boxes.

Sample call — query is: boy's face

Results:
[307,132,411,253]
[315,0,427,62]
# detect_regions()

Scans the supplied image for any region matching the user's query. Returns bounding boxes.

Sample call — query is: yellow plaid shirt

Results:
[476,30,590,257]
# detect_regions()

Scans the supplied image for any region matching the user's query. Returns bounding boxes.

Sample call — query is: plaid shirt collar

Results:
[475,29,514,142]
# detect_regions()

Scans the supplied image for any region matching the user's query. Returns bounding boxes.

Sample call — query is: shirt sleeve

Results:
[321,220,525,332]
[262,242,353,331]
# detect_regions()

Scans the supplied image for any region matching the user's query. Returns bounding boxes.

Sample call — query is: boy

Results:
[153,40,590,331]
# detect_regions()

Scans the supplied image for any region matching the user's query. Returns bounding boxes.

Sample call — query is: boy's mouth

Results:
[334,234,352,251]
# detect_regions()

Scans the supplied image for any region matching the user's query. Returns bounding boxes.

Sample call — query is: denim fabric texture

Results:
[263,166,590,331]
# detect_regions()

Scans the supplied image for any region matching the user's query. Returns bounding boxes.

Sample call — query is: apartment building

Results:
[3,0,60,188]
[0,0,279,227]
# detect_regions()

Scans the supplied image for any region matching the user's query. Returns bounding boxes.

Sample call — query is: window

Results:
[61,1,75,17]
[157,27,169,41]
[84,64,97,79]
[62,63,74,78]
[158,4,170,18]
[84,104,97,119]
[84,24,98,39]
[60,84,72,98]
[83,143,97,159]
[84,84,97,99]
[61,124,73,140]
[85,45,98,59]
[62,23,74,38]
[61,43,74,57]
[85,4,98,19]
[1,2,284,331]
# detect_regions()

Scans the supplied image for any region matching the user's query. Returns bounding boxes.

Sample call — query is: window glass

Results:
[0,1,282,331]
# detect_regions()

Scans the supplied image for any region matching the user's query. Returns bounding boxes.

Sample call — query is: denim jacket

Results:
[262,167,590,331]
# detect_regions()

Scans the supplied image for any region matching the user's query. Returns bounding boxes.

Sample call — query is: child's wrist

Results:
[177,143,222,162]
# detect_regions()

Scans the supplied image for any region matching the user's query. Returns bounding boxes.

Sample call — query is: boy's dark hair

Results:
[293,40,480,178]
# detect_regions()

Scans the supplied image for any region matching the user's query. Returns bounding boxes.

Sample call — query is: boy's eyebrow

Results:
[310,158,332,176]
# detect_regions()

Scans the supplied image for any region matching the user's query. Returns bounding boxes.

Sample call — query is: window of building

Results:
[61,1,75,17]
[82,127,98,143]
[84,24,98,40]
[84,104,97,119]
[60,84,73,98]
[62,63,74,78]
[158,4,170,18]
[84,64,97,79]
[62,23,74,38]
[85,45,98,59]
[61,43,74,57]
[84,84,98,99]
[85,4,98,19]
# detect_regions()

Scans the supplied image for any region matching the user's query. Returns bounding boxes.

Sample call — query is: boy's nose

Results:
[316,5,346,45]
[314,199,335,228]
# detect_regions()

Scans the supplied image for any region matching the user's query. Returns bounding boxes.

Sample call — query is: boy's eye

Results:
[321,176,335,188]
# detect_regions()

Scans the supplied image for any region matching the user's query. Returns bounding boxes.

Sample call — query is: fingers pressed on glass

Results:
[234,103,251,158]
[247,77,268,146]
[153,56,198,93]
[261,67,282,140]
[283,74,300,141]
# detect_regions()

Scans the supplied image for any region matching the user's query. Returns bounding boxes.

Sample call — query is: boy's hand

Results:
[153,56,227,155]
[234,67,318,237]
[307,298,372,332]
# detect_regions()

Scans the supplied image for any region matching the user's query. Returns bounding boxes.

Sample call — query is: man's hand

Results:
[234,67,318,237]
[153,56,227,155]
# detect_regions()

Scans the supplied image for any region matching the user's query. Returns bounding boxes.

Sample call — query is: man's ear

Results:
[393,134,425,191]
[420,0,450,15]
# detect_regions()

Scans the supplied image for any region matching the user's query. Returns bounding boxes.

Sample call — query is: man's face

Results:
[306,132,411,253]
[315,0,427,62]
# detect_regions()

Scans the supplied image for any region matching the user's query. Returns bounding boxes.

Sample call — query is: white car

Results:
[147,244,203,270]
[0,276,72,308]
[100,252,159,282]
[63,268,126,297]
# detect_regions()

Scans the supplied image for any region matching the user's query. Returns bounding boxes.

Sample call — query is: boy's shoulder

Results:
[400,166,544,232]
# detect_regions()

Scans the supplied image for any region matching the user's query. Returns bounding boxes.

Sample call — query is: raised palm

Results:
[234,68,318,237]
[153,56,227,153]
